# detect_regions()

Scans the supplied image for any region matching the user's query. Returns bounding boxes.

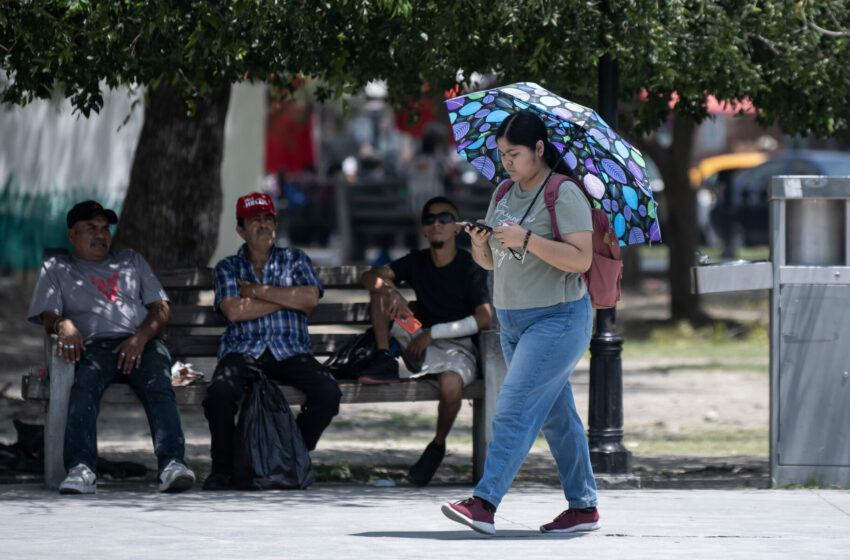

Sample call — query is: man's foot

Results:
[59,464,96,494]
[407,440,445,486]
[158,459,196,493]
[441,497,495,535]
[357,351,399,384]
[202,471,233,491]
[540,508,600,533]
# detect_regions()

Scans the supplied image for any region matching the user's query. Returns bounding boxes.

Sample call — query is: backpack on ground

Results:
[495,173,622,309]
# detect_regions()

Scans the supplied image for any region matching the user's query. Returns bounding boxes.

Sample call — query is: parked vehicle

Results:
[690,152,769,247]
[714,150,850,252]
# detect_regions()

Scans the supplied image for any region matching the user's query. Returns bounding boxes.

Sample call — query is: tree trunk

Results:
[636,115,705,322]
[113,83,231,270]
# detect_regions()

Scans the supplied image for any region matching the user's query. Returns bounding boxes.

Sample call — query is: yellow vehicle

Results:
[689,152,769,189]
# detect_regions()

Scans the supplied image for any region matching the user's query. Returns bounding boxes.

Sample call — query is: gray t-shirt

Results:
[484,179,592,309]
[27,249,168,343]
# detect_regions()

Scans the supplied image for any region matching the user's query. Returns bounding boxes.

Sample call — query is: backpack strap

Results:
[495,178,514,202]
[542,173,572,240]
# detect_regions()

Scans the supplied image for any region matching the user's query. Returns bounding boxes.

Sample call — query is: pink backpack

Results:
[495,173,622,309]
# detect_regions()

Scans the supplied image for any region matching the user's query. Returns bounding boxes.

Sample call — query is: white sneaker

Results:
[158,459,195,493]
[59,464,96,494]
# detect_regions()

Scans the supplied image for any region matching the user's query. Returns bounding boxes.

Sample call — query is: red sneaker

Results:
[540,508,600,533]
[441,497,496,535]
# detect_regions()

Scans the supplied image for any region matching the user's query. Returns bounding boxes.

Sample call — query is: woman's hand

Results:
[492,221,526,248]
[464,221,492,248]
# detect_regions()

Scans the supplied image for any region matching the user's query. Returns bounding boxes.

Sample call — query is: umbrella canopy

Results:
[445,82,661,245]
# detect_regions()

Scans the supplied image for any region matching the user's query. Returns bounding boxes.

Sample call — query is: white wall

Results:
[0,87,144,203]
[0,82,266,269]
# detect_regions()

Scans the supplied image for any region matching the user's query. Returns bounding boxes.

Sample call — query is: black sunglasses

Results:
[422,211,456,225]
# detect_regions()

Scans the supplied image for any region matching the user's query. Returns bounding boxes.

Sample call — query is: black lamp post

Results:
[587,52,638,485]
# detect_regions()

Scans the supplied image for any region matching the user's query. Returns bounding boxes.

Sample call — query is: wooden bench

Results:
[22,261,506,489]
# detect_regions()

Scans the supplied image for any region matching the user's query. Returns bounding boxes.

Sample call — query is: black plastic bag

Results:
[232,373,315,490]
[323,328,377,380]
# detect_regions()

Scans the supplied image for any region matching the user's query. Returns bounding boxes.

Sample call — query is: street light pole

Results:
[588,51,637,484]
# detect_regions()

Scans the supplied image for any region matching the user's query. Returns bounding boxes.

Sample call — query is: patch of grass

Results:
[528,428,768,457]
[639,245,770,262]
[618,320,769,371]
[623,429,768,456]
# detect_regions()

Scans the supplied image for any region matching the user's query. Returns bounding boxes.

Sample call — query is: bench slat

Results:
[157,266,373,291]
[169,301,372,328]
[165,332,360,358]
[22,375,483,406]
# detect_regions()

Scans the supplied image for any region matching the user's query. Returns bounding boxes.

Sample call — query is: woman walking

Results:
[442,109,599,535]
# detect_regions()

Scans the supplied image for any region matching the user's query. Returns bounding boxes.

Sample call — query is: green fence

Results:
[0,178,123,270]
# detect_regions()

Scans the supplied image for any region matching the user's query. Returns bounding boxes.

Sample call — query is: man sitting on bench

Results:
[202,192,342,491]
[359,196,492,485]
[27,200,195,494]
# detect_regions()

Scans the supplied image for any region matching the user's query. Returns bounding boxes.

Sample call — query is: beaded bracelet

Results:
[522,229,532,250]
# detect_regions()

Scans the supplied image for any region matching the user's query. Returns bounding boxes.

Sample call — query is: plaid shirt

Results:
[213,244,323,361]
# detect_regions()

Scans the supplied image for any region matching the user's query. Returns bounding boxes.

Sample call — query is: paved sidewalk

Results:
[2,483,849,559]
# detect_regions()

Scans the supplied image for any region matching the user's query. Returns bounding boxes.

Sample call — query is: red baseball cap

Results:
[236,192,276,220]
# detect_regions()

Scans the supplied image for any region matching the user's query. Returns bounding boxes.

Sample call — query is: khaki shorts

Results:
[389,322,479,386]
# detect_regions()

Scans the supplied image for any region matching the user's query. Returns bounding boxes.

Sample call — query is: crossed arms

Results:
[218,281,319,323]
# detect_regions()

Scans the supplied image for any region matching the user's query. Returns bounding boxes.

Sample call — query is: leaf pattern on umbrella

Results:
[446,82,661,245]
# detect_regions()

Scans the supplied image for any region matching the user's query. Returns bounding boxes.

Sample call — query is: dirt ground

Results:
[0,272,770,488]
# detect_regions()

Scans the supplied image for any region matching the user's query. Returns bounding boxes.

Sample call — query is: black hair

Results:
[495,109,572,176]
[421,196,458,220]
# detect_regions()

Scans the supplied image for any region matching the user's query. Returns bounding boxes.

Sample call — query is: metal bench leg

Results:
[473,330,507,484]
[44,335,74,490]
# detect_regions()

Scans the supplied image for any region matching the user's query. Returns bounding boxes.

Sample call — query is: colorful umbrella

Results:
[445,82,661,245]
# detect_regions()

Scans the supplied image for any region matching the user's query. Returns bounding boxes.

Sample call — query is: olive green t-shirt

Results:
[484,179,592,309]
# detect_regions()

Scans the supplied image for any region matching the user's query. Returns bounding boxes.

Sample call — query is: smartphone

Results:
[456,220,493,232]
[394,310,423,334]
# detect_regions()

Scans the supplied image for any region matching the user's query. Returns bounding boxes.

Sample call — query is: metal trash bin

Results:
[692,175,850,488]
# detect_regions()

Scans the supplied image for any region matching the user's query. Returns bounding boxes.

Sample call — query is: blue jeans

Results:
[64,338,187,474]
[474,295,597,509]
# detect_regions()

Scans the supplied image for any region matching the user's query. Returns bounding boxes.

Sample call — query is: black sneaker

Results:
[358,352,400,384]
[202,471,232,491]
[407,440,445,486]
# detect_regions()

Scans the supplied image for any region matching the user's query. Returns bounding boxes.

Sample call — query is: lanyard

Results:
[513,166,557,228]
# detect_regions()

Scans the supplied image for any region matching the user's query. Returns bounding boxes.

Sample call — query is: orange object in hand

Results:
[394,310,423,334]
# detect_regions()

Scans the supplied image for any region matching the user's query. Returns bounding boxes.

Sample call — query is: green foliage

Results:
[2,1,848,136]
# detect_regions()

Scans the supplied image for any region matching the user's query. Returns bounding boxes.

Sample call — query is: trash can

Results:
[693,175,850,488]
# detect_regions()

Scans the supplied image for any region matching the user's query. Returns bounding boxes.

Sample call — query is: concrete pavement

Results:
[2,482,849,559]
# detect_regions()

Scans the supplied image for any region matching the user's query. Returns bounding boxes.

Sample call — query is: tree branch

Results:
[799,0,850,37]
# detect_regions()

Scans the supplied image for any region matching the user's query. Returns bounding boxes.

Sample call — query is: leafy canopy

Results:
[2,1,849,136]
